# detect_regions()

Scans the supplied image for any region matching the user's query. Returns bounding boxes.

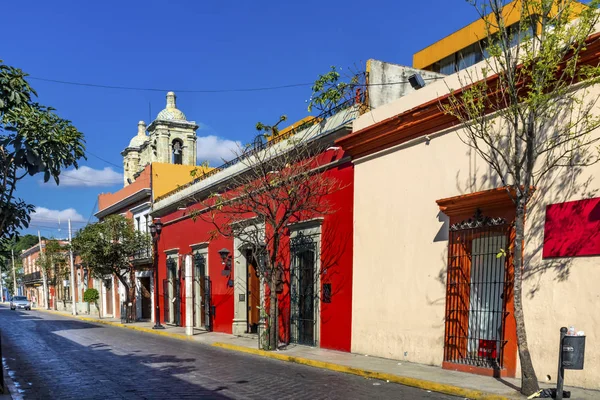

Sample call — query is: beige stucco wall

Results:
[351,61,600,389]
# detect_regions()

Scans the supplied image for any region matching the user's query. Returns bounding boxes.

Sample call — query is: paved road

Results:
[0,306,457,399]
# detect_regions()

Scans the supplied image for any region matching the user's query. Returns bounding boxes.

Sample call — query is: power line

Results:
[84,150,124,170]
[28,75,446,94]
[28,76,313,93]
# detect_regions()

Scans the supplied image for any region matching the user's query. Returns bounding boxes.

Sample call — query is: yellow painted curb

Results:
[212,343,511,400]
[35,308,192,341]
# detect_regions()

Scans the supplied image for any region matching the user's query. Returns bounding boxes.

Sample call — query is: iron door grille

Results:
[290,232,318,347]
[163,278,169,324]
[204,276,212,331]
[444,210,511,371]
[174,276,181,326]
[193,253,209,330]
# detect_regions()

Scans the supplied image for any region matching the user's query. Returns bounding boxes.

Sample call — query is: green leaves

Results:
[83,288,100,303]
[0,61,86,240]
[308,66,363,114]
[72,215,150,280]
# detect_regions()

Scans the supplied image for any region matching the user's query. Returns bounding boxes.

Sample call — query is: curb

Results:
[212,343,511,400]
[34,308,192,342]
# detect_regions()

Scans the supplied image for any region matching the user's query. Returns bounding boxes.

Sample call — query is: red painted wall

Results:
[156,150,354,351]
[543,197,600,258]
[157,213,235,333]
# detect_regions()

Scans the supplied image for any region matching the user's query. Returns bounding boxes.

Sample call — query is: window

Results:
[443,210,511,372]
[172,139,183,165]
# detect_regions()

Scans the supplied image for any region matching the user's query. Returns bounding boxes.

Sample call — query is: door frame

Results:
[164,250,180,326]
[191,243,209,330]
[437,188,517,378]
[136,271,152,321]
[232,220,266,336]
[288,219,322,347]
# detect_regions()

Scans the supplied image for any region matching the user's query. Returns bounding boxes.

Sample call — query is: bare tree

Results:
[443,0,600,394]
[189,112,349,349]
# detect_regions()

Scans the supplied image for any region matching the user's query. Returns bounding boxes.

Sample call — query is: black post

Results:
[557,326,568,400]
[151,220,164,330]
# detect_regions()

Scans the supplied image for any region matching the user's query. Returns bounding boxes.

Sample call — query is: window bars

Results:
[290,232,318,346]
[444,210,511,371]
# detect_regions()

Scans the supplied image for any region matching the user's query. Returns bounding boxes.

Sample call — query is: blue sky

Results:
[2,0,485,238]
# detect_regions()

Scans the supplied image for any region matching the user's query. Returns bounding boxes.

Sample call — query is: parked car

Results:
[10,296,31,311]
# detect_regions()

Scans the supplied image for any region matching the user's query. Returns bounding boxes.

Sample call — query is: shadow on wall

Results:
[430,159,598,312]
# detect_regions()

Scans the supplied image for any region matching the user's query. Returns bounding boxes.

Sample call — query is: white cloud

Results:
[196,135,242,166]
[31,207,86,224]
[57,166,122,187]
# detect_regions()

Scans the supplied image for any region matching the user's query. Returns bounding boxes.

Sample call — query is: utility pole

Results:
[11,249,17,296]
[38,231,49,310]
[69,219,77,315]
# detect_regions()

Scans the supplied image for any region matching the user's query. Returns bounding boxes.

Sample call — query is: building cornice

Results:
[95,188,152,219]
[337,32,600,160]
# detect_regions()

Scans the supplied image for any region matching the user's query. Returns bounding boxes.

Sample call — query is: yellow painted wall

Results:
[413,0,587,69]
[152,163,212,199]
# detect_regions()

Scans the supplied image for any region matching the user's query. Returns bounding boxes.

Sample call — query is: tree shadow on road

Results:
[0,314,233,399]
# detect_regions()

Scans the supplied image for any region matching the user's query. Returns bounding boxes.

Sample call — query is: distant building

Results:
[413,0,587,74]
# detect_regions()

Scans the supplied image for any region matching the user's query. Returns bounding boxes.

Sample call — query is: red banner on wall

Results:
[543,198,600,258]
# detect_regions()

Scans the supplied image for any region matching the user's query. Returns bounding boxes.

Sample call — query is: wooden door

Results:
[247,250,260,333]
[140,277,152,320]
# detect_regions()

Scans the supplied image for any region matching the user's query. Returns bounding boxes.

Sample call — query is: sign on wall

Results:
[543,197,600,258]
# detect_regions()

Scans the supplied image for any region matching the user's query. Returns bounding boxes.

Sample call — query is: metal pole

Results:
[68,220,77,316]
[557,326,568,400]
[38,231,49,310]
[11,249,17,296]
[152,234,164,329]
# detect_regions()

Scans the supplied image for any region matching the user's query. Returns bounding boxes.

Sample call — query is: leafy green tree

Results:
[0,234,44,296]
[308,66,365,114]
[36,239,69,310]
[0,61,85,241]
[444,0,600,394]
[73,215,150,321]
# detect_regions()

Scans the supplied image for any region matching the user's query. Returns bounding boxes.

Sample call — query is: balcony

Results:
[132,245,152,263]
[23,271,42,284]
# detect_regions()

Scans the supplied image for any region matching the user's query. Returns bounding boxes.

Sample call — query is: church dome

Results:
[156,91,187,121]
[128,121,148,149]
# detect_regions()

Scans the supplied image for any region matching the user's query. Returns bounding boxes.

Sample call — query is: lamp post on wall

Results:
[149,218,165,330]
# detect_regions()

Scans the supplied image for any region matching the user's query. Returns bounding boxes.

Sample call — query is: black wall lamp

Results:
[217,248,234,287]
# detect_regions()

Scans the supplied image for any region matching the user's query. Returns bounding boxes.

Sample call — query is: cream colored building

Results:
[122,91,198,186]
[338,29,600,391]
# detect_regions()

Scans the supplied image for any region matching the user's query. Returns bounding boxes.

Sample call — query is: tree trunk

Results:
[268,279,278,350]
[513,200,539,395]
[116,274,131,323]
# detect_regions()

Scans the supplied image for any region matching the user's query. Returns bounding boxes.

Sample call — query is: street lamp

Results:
[149,218,164,329]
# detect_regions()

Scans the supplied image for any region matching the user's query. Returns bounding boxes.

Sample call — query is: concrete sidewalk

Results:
[35,308,599,400]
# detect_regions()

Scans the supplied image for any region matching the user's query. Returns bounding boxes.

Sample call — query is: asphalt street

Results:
[0,305,459,399]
